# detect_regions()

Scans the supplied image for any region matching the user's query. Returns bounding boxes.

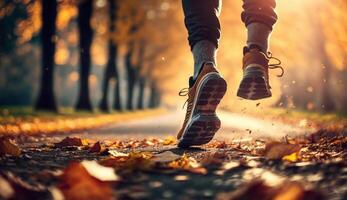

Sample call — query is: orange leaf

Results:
[0,173,46,199]
[162,136,177,145]
[264,142,301,160]
[99,152,153,171]
[0,137,21,156]
[55,137,88,148]
[89,141,106,153]
[59,162,114,200]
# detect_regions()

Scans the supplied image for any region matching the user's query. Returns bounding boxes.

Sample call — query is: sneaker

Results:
[177,62,227,148]
[237,47,283,100]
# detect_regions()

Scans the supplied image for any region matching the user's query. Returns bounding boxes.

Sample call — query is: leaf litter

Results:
[0,130,346,200]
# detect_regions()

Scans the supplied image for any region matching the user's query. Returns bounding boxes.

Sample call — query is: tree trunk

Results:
[154,92,161,108]
[99,46,116,112]
[125,45,137,111]
[113,76,122,111]
[113,73,122,110]
[149,84,158,108]
[76,0,93,111]
[35,0,58,112]
[137,77,145,109]
[99,0,118,112]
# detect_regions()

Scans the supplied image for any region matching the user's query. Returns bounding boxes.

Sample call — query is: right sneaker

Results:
[237,47,283,100]
[177,62,227,148]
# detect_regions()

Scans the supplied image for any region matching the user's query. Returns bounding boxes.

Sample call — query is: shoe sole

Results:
[237,66,272,100]
[178,73,227,148]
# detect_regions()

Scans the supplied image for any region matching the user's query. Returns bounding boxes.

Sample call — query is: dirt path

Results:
[50,110,313,142]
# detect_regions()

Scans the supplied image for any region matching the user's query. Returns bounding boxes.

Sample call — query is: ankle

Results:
[246,22,271,53]
[192,40,217,79]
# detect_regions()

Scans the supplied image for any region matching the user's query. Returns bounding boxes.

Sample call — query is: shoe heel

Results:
[237,66,272,100]
[178,114,221,148]
[195,74,227,115]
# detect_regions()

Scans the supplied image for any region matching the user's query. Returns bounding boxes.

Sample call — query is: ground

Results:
[0,109,346,200]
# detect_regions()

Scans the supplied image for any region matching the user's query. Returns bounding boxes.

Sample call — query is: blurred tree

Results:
[35,0,58,111]
[99,0,119,112]
[148,81,160,108]
[121,0,145,111]
[137,40,146,109]
[0,1,27,55]
[125,41,138,110]
[76,0,94,111]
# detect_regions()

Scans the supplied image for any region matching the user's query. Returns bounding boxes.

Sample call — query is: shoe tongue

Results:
[189,76,195,88]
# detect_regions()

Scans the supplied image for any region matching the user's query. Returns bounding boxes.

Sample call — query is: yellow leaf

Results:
[162,136,177,145]
[282,152,299,162]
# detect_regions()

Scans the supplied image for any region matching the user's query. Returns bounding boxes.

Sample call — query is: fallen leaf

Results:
[282,152,299,162]
[0,173,47,200]
[0,175,14,199]
[81,160,119,182]
[108,150,129,157]
[168,154,207,174]
[99,152,153,171]
[59,162,114,200]
[152,151,181,163]
[264,141,301,160]
[0,137,21,156]
[162,136,177,145]
[200,151,228,166]
[89,141,106,153]
[55,137,88,148]
[206,140,228,148]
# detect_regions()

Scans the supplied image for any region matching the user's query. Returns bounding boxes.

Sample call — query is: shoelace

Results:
[179,88,190,109]
[179,88,193,122]
[266,52,284,77]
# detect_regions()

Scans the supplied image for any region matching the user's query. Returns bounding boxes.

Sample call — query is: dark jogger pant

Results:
[182,0,278,49]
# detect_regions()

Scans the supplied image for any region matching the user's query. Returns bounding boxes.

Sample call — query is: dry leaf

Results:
[264,141,301,160]
[0,175,14,199]
[282,152,299,162]
[0,137,21,156]
[168,154,207,174]
[58,162,114,200]
[89,141,106,153]
[81,161,119,182]
[99,152,153,171]
[0,173,47,200]
[152,151,181,163]
[200,151,228,166]
[55,137,88,148]
[108,150,129,157]
[162,136,177,145]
